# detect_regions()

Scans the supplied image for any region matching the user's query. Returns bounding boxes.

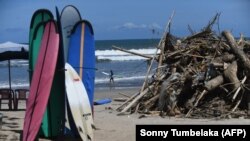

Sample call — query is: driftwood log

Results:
[222,31,250,76]
[112,45,153,59]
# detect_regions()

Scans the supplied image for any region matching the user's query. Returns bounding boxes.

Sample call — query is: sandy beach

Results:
[0,1,249,141]
[0,87,249,141]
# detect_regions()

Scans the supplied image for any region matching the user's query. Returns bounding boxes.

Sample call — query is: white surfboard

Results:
[65,63,94,140]
[102,71,122,78]
[102,71,110,76]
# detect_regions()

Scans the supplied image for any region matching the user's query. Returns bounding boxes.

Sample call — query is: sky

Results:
[0,0,249,43]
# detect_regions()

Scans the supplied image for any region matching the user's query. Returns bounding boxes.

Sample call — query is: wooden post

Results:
[232,76,247,101]
[112,46,153,59]
[118,85,154,115]
[8,60,12,91]
[116,92,139,111]
[140,48,159,93]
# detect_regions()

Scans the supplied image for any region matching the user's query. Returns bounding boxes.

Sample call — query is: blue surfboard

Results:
[68,20,95,110]
[94,98,112,105]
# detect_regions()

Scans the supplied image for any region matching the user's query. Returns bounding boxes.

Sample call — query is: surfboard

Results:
[102,71,110,76]
[30,22,51,137]
[94,98,112,105]
[102,71,122,78]
[29,9,53,80]
[23,21,59,141]
[37,7,66,138]
[58,6,80,135]
[29,9,65,138]
[68,20,95,111]
[60,5,82,61]
[65,63,94,140]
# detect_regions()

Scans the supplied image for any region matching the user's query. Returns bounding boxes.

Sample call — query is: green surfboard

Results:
[29,9,65,138]
[29,9,53,74]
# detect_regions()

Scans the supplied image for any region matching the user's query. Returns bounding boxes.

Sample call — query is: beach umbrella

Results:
[0,42,29,90]
[0,51,28,90]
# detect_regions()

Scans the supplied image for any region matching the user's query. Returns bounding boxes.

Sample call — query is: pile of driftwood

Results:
[115,14,250,119]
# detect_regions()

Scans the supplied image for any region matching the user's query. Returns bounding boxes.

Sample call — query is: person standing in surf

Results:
[110,70,114,84]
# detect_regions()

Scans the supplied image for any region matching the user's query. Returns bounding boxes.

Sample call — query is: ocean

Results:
[0,39,160,89]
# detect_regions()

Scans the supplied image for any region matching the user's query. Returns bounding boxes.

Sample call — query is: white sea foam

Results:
[96,48,159,61]
[0,60,28,67]
[0,82,29,89]
[0,41,28,53]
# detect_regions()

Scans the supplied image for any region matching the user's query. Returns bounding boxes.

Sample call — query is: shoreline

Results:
[94,86,140,99]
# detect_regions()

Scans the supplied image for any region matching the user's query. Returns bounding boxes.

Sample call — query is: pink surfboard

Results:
[22,21,59,141]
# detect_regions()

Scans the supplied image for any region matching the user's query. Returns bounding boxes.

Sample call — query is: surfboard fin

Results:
[91,124,97,130]
[87,135,92,141]
[78,126,83,133]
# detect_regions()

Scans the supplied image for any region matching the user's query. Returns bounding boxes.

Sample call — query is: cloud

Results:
[149,23,162,29]
[114,22,162,30]
[114,22,147,29]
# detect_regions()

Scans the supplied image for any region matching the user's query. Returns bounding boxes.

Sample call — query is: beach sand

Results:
[0,87,250,141]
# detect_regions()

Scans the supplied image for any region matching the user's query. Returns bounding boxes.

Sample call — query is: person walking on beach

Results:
[110,70,114,84]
